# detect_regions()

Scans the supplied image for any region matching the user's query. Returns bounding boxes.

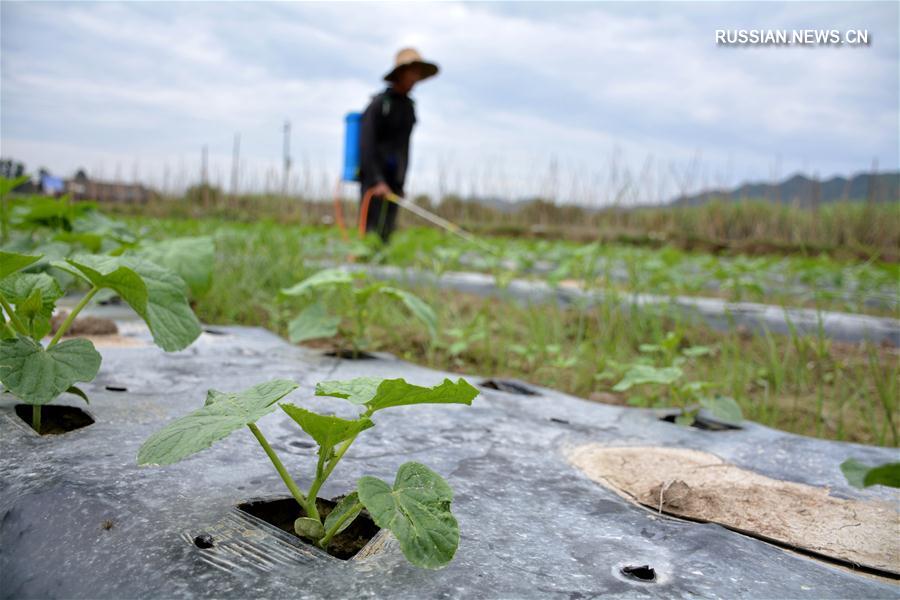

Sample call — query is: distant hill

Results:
[671,172,899,207]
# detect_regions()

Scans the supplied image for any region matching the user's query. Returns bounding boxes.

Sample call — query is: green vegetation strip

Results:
[129,217,899,447]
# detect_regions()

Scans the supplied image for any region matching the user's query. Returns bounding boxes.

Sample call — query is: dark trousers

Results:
[360,189,400,243]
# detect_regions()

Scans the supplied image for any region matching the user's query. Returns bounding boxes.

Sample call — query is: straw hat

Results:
[384,47,439,82]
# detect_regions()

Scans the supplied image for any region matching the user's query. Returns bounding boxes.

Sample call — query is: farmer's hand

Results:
[368,182,393,198]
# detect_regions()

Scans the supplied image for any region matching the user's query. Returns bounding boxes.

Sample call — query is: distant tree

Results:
[0,158,26,180]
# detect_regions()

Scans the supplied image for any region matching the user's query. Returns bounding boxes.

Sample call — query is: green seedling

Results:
[127,236,215,297]
[840,459,900,489]
[0,183,212,294]
[0,175,30,243]
[279,268,437,357]
[444,326,486,358]
[713,256,767,302]
[0,250,201,433]
[138,376,479,568]
[605,355,742,427]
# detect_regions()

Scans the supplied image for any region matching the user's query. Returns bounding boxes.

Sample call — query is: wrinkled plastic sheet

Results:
[454,253,898,312]
[334,264,900,346]
[1,324,898,599]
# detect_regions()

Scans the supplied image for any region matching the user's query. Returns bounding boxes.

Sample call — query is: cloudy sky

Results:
[1,1,897,204]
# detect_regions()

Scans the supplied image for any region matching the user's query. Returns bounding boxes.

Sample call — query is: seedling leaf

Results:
[315,377,382,405]
[613,365,683,391]
[675,413,695,427]
[700,395,743,425]
[840,459,900,489]
[357,462,458,569]
[0,251,42,279]
[280,404,373,449]
[287,302,340,343]
[365,378,479,413]
[294,517,325,540]
[65,254,148,310]
[280,268,354,297]
[316,377,479,413]
[131,236,214,296]
[683,345,714,358]
[378,286,438,338]
[66,255,201,351]
[323,492,363,538]
[0,335,101,405]
[67,385,90,404]
[137,379,298,466]
[840,459,868,487]
[127,258,202,351]
[0,175,30,197]
[0,273,63,339]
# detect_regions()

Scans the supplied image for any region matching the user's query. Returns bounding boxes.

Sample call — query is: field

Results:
[1,184,897,446]
[110,191,900,260]
[2,180,899,596]
[122,212,899,447]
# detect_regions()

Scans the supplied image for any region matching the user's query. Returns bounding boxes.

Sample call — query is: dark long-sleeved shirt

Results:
[358,87,416,195]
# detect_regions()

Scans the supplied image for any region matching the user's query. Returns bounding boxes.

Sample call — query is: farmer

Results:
[359,47,439,243]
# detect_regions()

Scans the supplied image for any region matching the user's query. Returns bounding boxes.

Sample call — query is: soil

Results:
[658,412,742,431]
[85,334,148,348]
[621,564,656,582]
[568,445,900,576]
[14,404,94,435]
[323,349,378,360]
[588,391,628,406]
[51,312,118,335]
[480,379,539,396]
[299,338,378,360]
[47,312,147,348]
[237,496,380,560]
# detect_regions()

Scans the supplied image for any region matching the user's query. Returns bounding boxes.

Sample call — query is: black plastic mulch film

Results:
[1,326,897,599]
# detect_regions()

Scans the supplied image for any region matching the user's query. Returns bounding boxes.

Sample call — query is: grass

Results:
[431,197,900,261]
[106,194,900,261]
[124,207,900,317]
[130,216,899,447]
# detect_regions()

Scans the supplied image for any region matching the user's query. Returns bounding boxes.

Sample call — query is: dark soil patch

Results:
[323,349,378,360]
[237,496,379,560]
[659,412,742,431]
[14,404,94,435]
[621,564,656,582]
[299,337,378,360]
[202,328,229,336]
[480,379,539,396]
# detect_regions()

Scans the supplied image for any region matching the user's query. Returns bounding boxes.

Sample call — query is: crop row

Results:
[127,217,899,447]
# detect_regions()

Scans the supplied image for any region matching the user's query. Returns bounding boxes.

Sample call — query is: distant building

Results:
[65,170,155,203]
[41,173,65,196]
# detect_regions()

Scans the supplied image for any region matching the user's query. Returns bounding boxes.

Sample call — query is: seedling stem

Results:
[0,296,28,336]
[48,286,100,347]
[318,497,363,548]
[247,422,307,507]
